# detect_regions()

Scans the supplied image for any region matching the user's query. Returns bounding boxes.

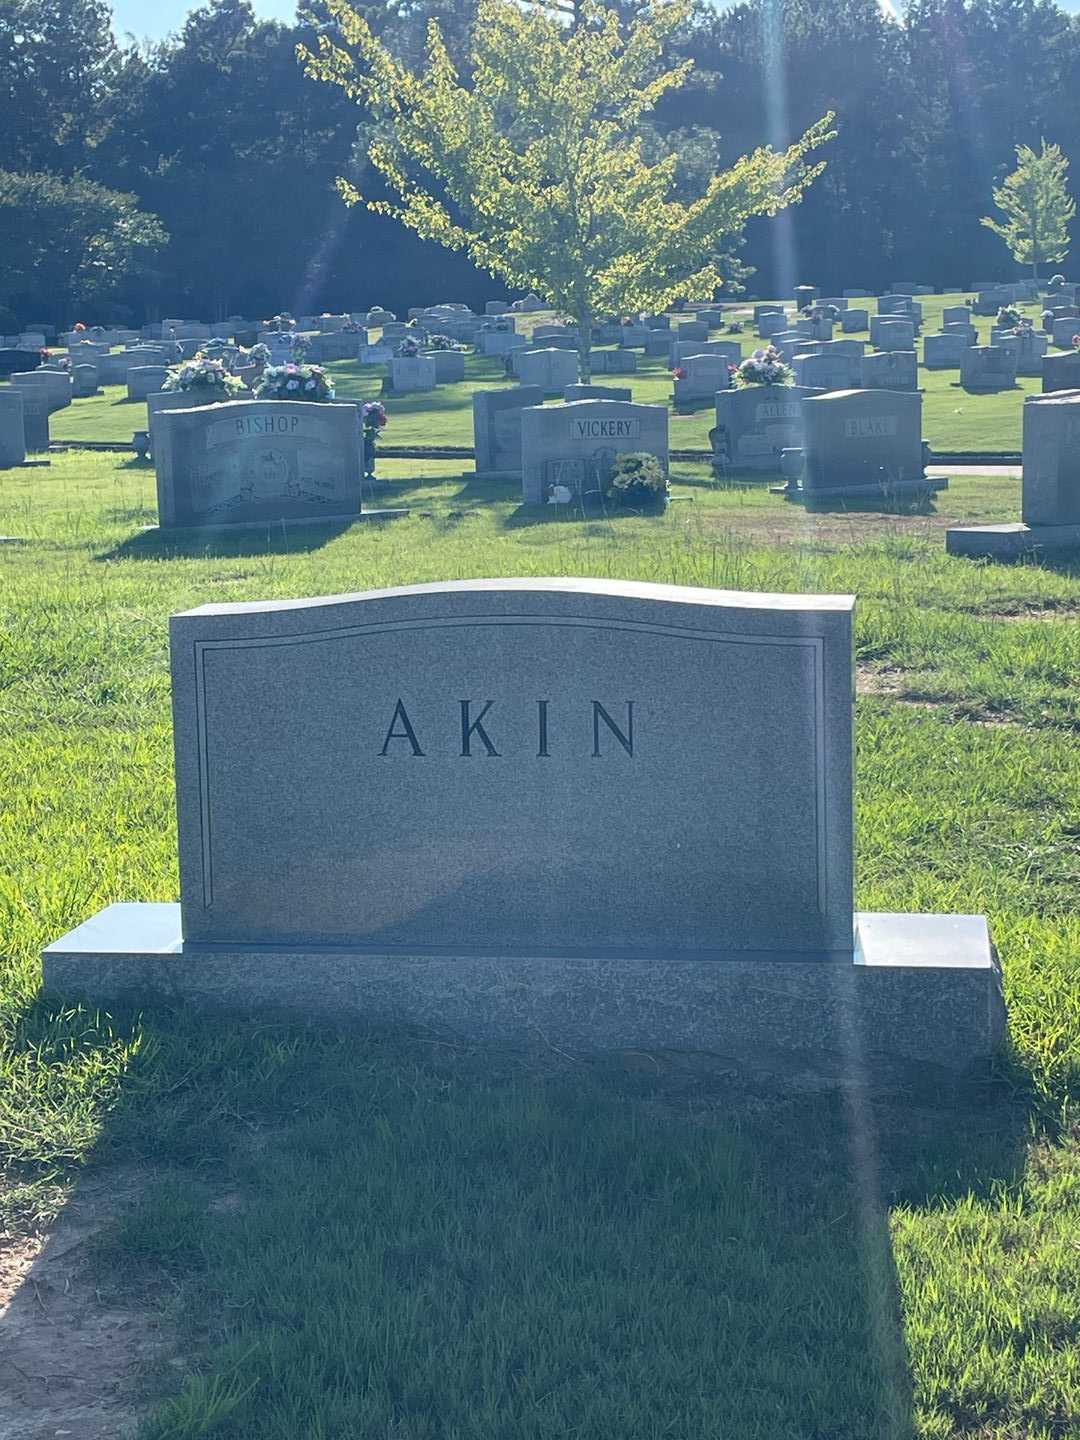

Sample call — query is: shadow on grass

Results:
[4,993,1042,1440]
[95,517,355,561]
[799,490,942,518]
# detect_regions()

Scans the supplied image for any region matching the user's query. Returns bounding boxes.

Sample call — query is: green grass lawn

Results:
[33,292,1057,455]
[2,451,1080,1438]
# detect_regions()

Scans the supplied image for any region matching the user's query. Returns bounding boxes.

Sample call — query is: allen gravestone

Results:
[45,579,1003,1078]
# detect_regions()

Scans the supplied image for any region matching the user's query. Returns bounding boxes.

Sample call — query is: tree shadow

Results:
[2,989,1042,1439]
[95,517,357,561]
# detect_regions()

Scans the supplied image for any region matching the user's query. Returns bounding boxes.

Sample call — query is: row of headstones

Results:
[471,379,928,501]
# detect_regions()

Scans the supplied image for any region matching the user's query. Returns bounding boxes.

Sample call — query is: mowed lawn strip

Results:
[0,450,1078,1438]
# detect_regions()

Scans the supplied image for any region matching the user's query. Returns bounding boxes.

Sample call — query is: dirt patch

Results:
[856,664,1020,726]
[0,1168,172,1440]
[687,502,957,547]
[979,605,1080,622]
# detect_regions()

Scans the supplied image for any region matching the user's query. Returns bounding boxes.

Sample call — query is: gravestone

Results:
[146,390,215,453]
[840,309,868,333]
[43,577,1004,1077]
[473,386,544,476]
[390,356,437,393]
[861,350,918,391]
[11,369,71,412]
[1050,317,1080,348]
[923,334,969,369]
[793,351,862,391]
[673,340,741,366]
[71,364,99,397]
[360,343,393,366]
[941,323,978,345]
[128,366,169,401]
[644,332,676,358]
[153,399,365,529]
[516,348,579,392]
[672,320,709,343]
[0,388,26,467]
[308,333,362,363]
[793,285,818,309]
[712,385,821,471]
[480,330,526,358]
[589,350,638,374]
[960,346,1017,391]
[673,353,732,404]
[870,317,915,350]
[423,349,466,384]
[1042,350,1080,393]
[943,306,971,327]
[758,313,789,340]
[521,399,668,503]
[564,384,633,402]
[797,389,933,498]
[485,301,510,316]
[995,329,1048,376]
[948,390,1080,558]
[877,295,913,316]
[620,324,651,348]
[19,390,49,451]
[0,349,43,378]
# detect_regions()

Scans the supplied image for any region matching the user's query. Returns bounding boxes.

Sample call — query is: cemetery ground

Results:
[1,445,1080,1440]
[47,291,1059,456]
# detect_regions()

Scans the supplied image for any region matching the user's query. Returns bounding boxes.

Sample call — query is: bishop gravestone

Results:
[153,399,367,529]
[43,578,1004,1078]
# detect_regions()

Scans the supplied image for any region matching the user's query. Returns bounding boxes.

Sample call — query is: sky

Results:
[108,0,1080,45]
[110,0,296,44]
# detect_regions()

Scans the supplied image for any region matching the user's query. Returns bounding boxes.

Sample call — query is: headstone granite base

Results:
[945,521,1080,559]
[45,904,1002,1078]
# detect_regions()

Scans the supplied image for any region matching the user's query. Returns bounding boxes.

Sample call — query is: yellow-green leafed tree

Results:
[982,141,1075,282]
[299,0,834,379]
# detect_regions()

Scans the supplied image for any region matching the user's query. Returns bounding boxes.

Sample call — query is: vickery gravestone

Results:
[44,577,1004,1077]
[520,400,669,503]
[153,398,380,530]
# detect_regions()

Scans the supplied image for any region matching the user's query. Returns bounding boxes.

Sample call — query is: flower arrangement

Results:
[1072,334,1080,350]
[362,400,387,435]
[603,451,669,510]
[733,347,793,387]
[396,335,421,357]
[672,366,687,380]
[247,342,271,367]
[425,333,462,351]
[362,400,387,478]
[997,304,1023,329]
[164,352,245,399]
[726,321,744,334]
[265,313,295,333]
[73,322,86,333]
[253,361,334,401]
[342,320,364,333]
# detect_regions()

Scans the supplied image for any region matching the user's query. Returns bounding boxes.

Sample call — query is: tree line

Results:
[2,0,1079,328]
